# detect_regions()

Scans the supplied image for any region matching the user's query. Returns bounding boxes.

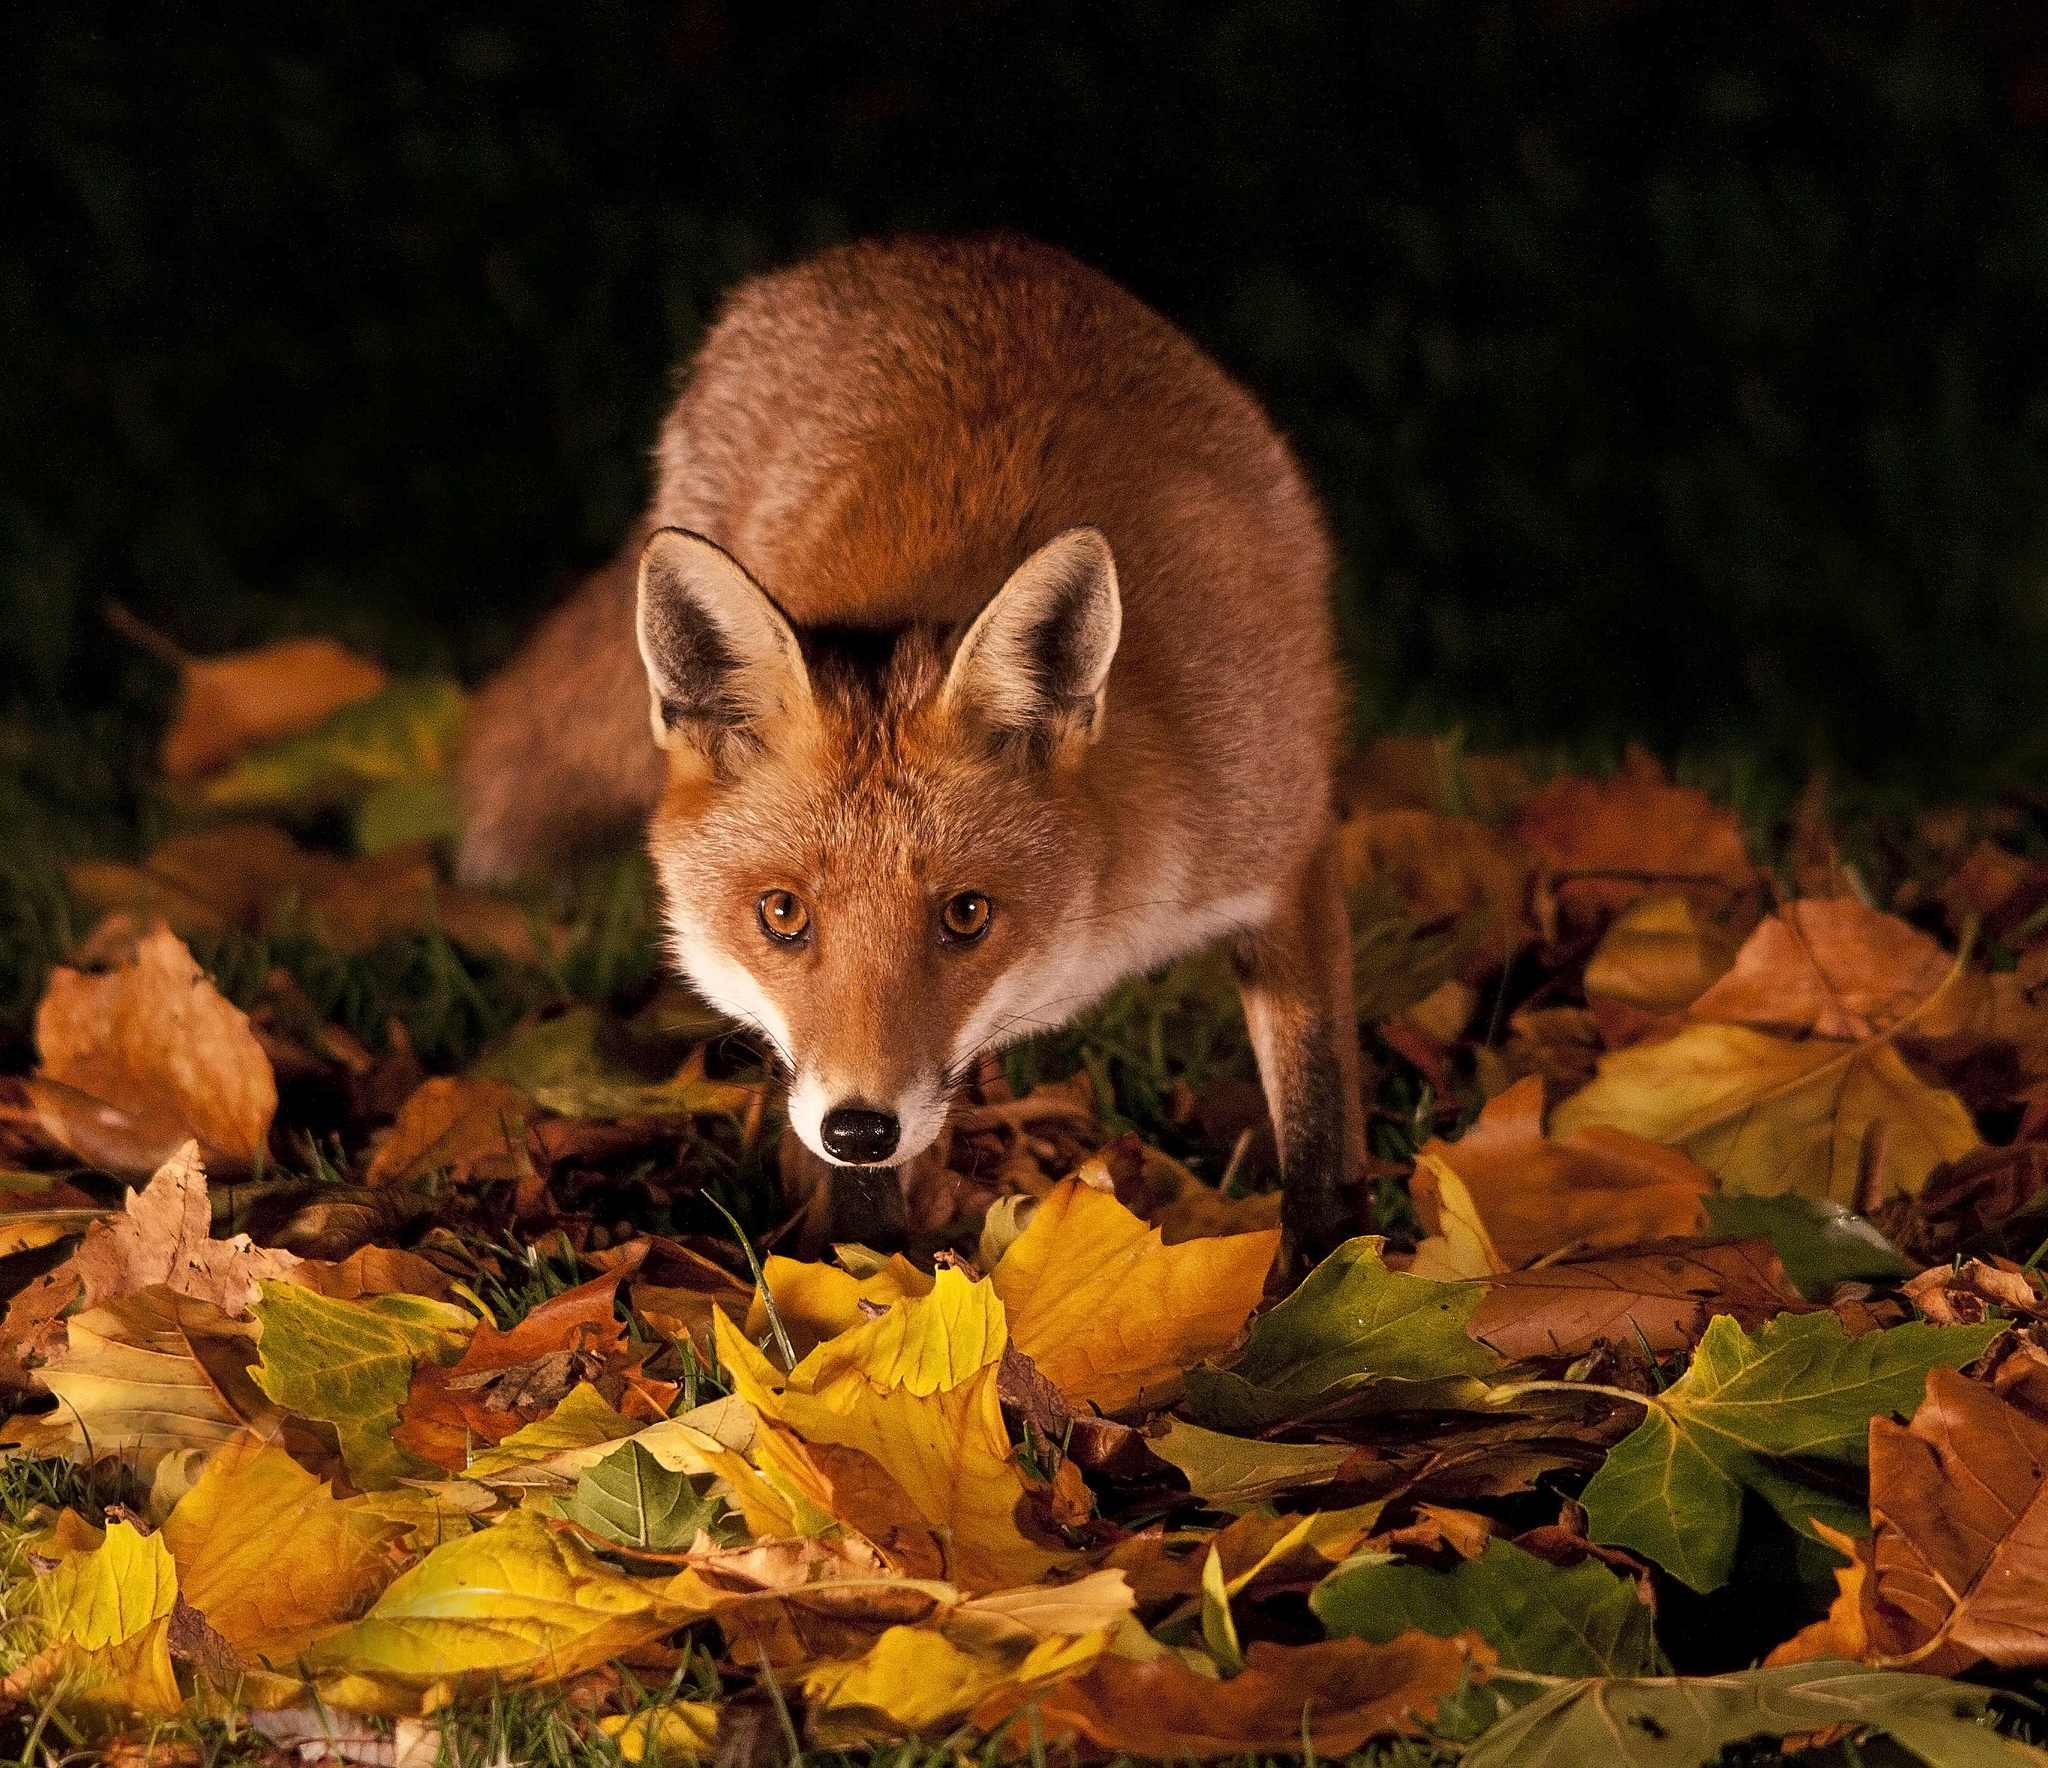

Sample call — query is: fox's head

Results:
[635,525,1122,1172]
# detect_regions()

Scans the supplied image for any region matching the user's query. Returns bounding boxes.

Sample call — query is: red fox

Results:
[458,234,1366,1263]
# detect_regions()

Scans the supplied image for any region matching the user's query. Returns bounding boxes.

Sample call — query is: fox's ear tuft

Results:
[940,527,1121,757]
[637,529,811,771]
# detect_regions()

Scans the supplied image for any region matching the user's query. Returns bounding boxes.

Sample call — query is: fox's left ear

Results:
[940,527,1121,757]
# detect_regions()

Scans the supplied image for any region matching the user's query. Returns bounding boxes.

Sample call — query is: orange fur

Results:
[458,234,1363,1259]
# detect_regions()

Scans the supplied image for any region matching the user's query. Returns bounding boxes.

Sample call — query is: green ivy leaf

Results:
[1700,1192,1915,1297]
[1580,1311,2000,1591]
[250,1281,473,1490]
[1183,1237,1498,1431]
[1311,1538,1661,1678]
[564,1440,727,1551]
[1460,1661,2025,1768]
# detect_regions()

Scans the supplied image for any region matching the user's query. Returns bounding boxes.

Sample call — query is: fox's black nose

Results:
[821,1105,900,1164]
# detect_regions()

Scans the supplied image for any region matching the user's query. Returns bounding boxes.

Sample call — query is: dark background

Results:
[8,0,2048,844]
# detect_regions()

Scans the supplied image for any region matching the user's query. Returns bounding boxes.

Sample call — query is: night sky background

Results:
[8,0,2048,831]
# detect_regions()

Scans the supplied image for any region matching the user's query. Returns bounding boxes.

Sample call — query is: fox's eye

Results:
[939,891,992,943]
[758,890,811,943]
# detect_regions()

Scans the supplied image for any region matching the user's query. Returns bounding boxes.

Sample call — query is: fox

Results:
[457,233,1366,1266]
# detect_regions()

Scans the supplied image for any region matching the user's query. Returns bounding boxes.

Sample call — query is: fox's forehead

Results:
[667,744,1060,891]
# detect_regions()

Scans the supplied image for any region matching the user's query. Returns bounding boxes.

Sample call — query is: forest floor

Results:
[2,641,2048,1766]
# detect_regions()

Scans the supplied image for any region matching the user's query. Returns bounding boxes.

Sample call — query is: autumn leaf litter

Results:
[4,651,2048,1762]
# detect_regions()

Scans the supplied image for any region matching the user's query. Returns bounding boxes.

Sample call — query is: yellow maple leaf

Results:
[2,1617,183,1730]
[161,1429,409,1660]
[989,1176,1278,1412]
[40,1519,177,1650]
[714,1275,1060,1592]
[804,1624,1114,1745]
[746,1253,935,1358]
[1551,1022,1979,1202]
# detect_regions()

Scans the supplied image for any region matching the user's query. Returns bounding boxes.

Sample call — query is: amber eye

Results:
[939,891,992,943]
[758,890,811,943]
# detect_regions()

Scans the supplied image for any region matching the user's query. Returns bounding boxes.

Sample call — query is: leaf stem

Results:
[1484,1379,1659,1411]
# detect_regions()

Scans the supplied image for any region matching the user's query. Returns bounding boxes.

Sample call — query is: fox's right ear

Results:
[637,528,812,774]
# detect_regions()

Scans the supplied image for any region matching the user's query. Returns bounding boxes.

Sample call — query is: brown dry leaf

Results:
[1510,759,1758,935]
[1942,841,2048,945]
[1467,1238,1811,1361]
[971,1633,1484,1759]
[1789,1368,2048,1673]
[1,1143,302,1380]
[364,1077,535,1188]
[394,1273,627,1469]
[1338,808,1533,964]
[161,638,388,781]
[1899,1259,2045,1329]
[294,1245,459,1304]
[30,923,276,1173]
[1410,1076,1711,1271]
[1550,1022,1979,1205]
[1689,899,1958,1041]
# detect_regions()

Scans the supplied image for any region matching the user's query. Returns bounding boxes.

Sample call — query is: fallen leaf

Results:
[1551,1023,1980,1204]
[1459,1661,2033,1768]
[364,1077,536,1189]
[458,1382,640,1484]
[989,1175,1278,1412]
[300,1509,694,1714]
[1699,1193,1916,1298]
[161,638,389,781]
[41,1287,278,1473]
[564,1440,726,1553]
[1511,764,1758,934]
[1145,1422,1359,1510]
[1412,1076,1712,1269]
[1583,893,1740,1015]
[1312,1536,1660,1677]
[1467,1238,1811,1361]
[3,1619,183,1731]
[472,1009,762,1120]
[1339,809,1533,967]
[1830,1368,2048,1673]
[714,1278,1059,1591]
[972,1632,1483,1759]
[161,1430,408,1660]
[1689,898,1960,1040]
[250,1281,474,1490]
[1183,1237,1497,1430]
[597,1702,719,1764]
[1578,1311,2001,1590]
[394,1273,626,1470]
[747,1254,935,1361]
[196,676,466,818]
[30,923,277,1173]
[40,1517,179,1649]
[801,1622,1112,1744]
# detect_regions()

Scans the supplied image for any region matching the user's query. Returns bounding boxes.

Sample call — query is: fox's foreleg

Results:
[1233,826,1369,1272]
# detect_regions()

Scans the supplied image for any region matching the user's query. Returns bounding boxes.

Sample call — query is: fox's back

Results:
[650,234,1337,874]
[458,235,1339,891]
